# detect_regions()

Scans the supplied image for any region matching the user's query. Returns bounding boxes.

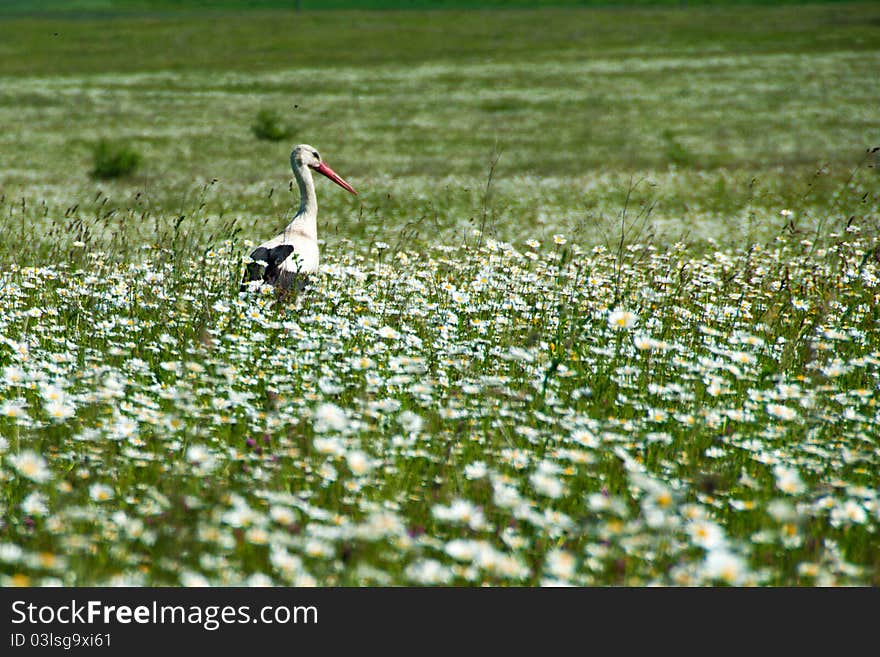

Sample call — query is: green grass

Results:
[2,4,878,76]
[0,3,878,586]
[0,0,863,15]
[1,3,877,263]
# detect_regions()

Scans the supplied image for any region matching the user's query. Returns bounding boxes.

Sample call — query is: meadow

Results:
[0,3,878,585]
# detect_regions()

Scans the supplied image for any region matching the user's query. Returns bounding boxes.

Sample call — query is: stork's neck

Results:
[286,161,317,239]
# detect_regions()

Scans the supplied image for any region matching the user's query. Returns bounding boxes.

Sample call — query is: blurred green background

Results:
[0,1,877,258]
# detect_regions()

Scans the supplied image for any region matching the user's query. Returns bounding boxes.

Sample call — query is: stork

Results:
[242,144,357,291]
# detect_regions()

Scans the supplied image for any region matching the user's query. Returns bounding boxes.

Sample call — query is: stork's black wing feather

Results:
[241,244,296,290]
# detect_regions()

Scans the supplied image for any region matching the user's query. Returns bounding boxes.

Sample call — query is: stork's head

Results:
[291,144,357,195]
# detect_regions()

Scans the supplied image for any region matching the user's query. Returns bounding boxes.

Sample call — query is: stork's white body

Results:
[258,162,321,277]
[259,227,320,283]
[244,144,357,290]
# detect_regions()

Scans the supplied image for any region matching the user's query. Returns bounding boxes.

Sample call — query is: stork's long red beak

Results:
[313,161,358,195]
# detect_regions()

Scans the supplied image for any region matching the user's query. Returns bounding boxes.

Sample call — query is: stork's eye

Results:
[312,151,320,160]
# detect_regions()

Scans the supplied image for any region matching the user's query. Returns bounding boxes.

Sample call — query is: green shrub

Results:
[661,129,694,167]
[90,139,141,179]
[251,108,293,142]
